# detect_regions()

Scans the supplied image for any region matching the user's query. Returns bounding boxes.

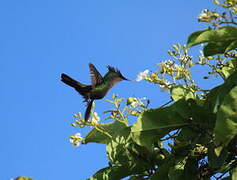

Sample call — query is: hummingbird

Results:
[61,63,129,121]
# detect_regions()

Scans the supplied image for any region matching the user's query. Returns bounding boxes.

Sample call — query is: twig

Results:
[157,99,173,109]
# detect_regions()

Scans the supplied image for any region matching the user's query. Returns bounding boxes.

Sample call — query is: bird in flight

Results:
[61,63,129,121]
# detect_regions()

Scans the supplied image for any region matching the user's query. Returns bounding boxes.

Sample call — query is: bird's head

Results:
[107,66,130,81]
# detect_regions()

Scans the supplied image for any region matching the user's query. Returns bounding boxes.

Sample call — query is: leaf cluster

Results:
[70,1,237,179]
[84,71,237,179]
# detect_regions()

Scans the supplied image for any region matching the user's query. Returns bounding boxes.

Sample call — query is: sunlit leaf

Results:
[84,120,127,144]
[87,166,133,180]
[187,26,237,56]
[220,59,237,79]
[131,100,193,150]
[171,85,196,101]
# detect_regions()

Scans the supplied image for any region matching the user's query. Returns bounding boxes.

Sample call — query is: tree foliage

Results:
[67,0,237,179]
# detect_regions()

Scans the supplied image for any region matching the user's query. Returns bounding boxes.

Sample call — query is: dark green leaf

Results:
[150,160,173,180]
[214,86,237,155]
[205,72,237,113]
[208,143,228,169]
[128,176,146,180]
[225,40,237,52]
[183,158,198,179]
[150,157,187,180]
[203,40,233,56]
[221,176,231,180]
[168,158,186,180]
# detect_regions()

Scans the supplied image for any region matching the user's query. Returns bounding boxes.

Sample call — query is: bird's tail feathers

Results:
[61,73,83,89]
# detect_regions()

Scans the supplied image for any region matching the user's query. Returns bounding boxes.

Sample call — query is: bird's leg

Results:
[84,99,94,121]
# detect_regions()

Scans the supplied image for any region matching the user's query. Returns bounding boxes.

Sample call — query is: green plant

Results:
[70,1,237,179]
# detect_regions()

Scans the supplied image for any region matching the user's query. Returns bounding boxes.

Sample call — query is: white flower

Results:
[136,69,150,82]
[131,101,140,108]
[197,50,206,65]
[91,112,100,125]
[74,133,81,138]
[157,60,174,73]
[70,133,83,147]
[130,97,146,108]
[198,9,211,22]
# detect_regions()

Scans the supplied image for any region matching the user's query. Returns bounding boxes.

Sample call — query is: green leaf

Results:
[106,127,154,171]
[214,86,237,155]
[187,26,237,56]
[103,126,154,179]
[131,100,192,148]
[87,166,133,180]
[106,127,132,166]
[132,100,191,133]
[203,40,233,56]
[231,167,237,180]
[205,72,237,113]
[187,29,210,47]
[208,143,228,169]
[128,176,146,180]
[84,120,127,144]
[183,158,198,179]
[150,159,174,180]
[168,159,186,180]
[221,176,231,180]
[171,85,196,101]
[225,40,237,52]
[220,59,237,79]
[172,128,199,156]
[150,157,186,180]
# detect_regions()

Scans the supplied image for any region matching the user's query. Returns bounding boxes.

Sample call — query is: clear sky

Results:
[0,1,219,180]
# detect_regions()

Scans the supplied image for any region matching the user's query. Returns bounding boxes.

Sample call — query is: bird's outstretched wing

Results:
[89,63,103,88]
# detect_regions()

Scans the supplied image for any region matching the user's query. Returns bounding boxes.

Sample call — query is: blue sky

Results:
[0,1,220,179]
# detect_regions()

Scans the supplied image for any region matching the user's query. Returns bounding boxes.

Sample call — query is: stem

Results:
[95,124,113,138]
[157,99,173,109]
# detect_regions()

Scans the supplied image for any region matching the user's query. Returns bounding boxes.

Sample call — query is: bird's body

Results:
[61,63,128,121]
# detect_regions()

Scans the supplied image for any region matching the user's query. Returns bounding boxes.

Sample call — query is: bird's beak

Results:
[123,77,132,81]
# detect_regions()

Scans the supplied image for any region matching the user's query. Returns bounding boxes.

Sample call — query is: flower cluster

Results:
[158,60,190,79]
[71,111,100,128]
[198,9,220,23]
[136,69,150,82]
[90,112,100,126]
[70,133,83,147]
[127,97,147,108]
[135,44,196,92]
